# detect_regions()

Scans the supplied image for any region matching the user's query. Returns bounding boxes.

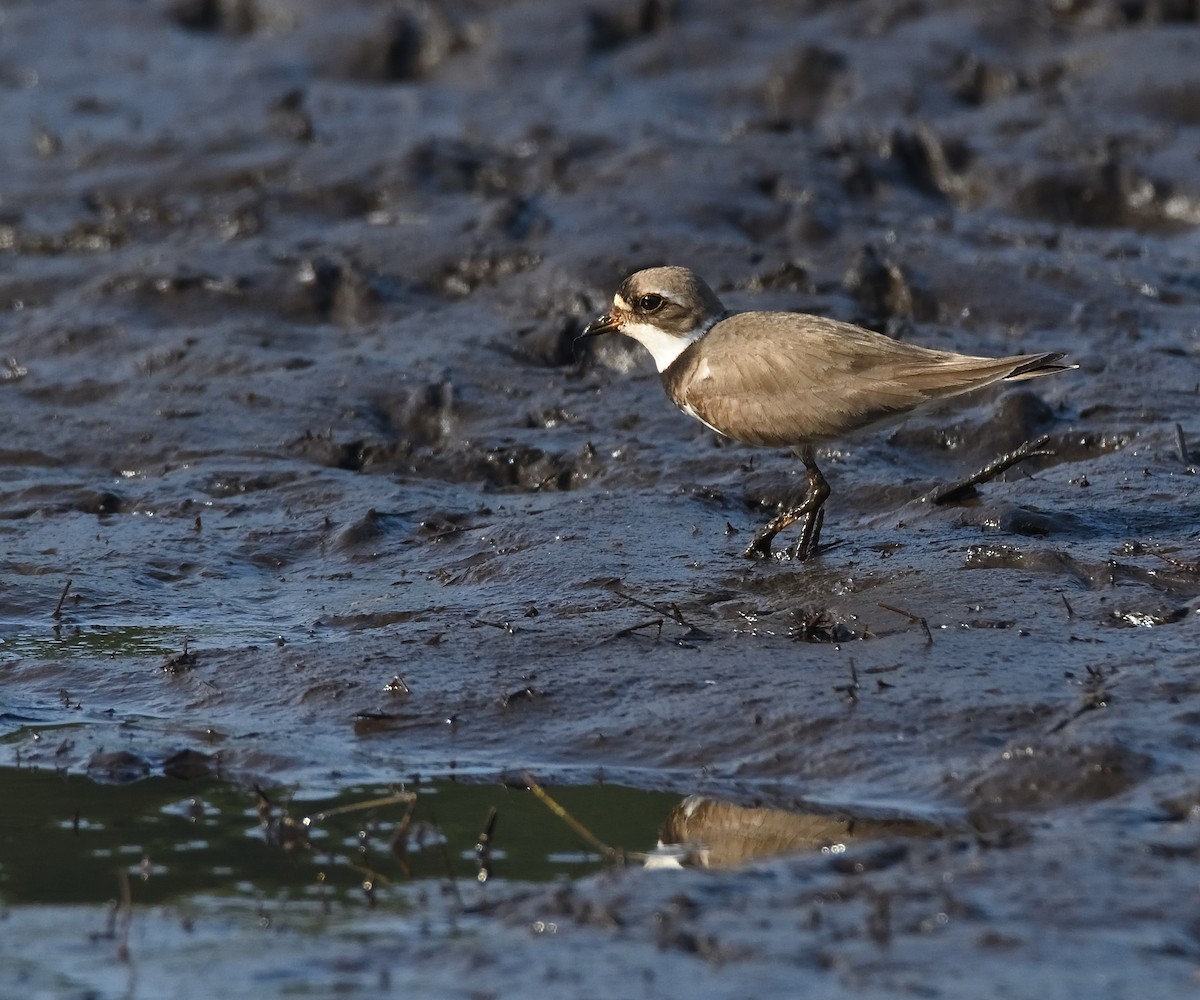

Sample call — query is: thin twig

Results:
[608,586,711,638]
[835,658,860,703]
[878,603,934,645]
[52,578,73,620]
[926,435,1054,505]
[473,619,516,634]
[476,806,498,883]
[345,860,394,889]
[1151,551,1200,575]
[304,789,416,824]
[580,617,665,652]
[522,772,641,864]
[610,587,687,628]
[388,798,417,877]
[1048,688,1109,734]
[615,618,665,640]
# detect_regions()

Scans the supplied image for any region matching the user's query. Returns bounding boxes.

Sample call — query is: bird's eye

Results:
[638,293,664,313]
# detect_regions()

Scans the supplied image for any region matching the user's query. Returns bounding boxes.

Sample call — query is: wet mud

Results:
[2,0,1200,997]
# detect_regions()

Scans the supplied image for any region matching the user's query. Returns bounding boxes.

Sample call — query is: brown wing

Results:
[667,312,1068,448]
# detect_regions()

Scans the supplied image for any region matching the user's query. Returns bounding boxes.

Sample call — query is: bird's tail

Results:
[1004,352,1078,381]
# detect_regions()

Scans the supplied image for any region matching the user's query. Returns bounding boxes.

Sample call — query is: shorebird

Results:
[582,266,1074,560]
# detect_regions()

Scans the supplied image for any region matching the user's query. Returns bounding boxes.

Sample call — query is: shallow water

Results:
[0,768,681,902]
[2,0,1200,996]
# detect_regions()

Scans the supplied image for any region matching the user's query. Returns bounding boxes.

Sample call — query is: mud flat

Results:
[1,1,1199,996]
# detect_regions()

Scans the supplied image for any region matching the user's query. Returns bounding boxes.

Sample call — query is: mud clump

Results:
[1015,155,1186,231]
[291,430,600,492]
[267,89,316,144]
[77,490,127,516]
[330,509,400,554]
[85,750,152,784]
[585,0,679,53]
[373,3,470,81]
[290,254,403,325]
[505,312,599,369]
[843,244,938,326]
[438,250,543,297]
[473,442,601,492]
[886,126,973,201]
[967,743,1152,811]
[409,139,525,198]
[312,2,472,81]
[762,46,851,129]
[165,0,259,35]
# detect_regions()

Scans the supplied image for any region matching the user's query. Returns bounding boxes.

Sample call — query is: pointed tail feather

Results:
[1004,352,1077,382]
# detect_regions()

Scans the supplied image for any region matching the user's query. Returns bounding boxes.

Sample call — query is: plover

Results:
[583,265,1074,560]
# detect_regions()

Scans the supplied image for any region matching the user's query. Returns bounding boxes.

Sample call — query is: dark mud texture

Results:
[3,1,1200,997]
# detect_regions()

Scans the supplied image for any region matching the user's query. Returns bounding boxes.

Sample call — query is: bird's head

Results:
[582,266,726,372]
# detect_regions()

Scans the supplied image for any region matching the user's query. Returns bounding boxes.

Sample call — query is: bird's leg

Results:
[786,448,830,561]
[792,504,825,561]
[743,446,831,561]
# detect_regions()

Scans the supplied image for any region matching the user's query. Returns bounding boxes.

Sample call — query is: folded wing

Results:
[668,312,1071,448]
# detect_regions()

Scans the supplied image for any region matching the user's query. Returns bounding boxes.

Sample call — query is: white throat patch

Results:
[619,319,711,373]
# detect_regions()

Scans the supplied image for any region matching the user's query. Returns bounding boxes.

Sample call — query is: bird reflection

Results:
[649,794,944,868]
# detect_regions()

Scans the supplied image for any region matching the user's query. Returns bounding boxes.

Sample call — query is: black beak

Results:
[581,312,621,338]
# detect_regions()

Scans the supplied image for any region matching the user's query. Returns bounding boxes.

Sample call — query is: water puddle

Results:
[0,762,958,919]
[0,768,680,906]
[0,623,205,661]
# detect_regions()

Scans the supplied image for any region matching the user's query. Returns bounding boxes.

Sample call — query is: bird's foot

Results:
[744,465,829,562]
[743,510,797,560]
[743,527,781,560]
[745,505,827,562]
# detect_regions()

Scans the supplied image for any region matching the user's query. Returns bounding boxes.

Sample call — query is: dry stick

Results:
[581,617,665,652]
[345,860,394,889]
[474,619,516,634]
[386,797,418,878]
[304,790,416,824]
[1152,551,1200,575]
[1048,690,1109,734]
[926,435,1055,505]
[611,588,687,628]
[476,806,499,883]
[614,618,665,640]
[835,658,861,703]
[878,603,934,646]
[52,578,73,620]
[609,586,710,638]
[522,772,642,864]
